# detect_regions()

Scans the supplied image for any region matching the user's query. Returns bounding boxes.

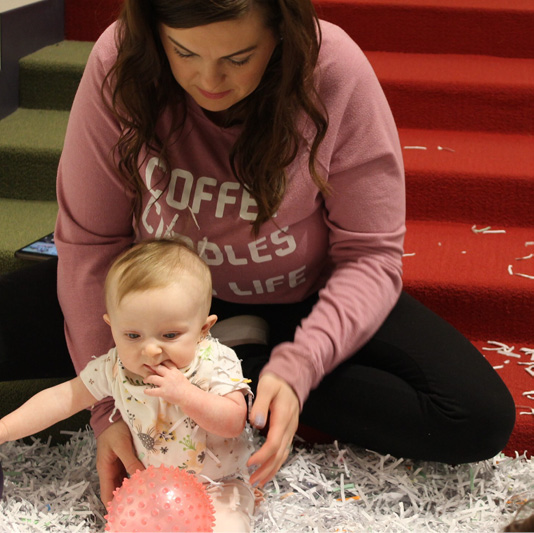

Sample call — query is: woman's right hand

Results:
[247,372,300,488]
[96,420,145,506]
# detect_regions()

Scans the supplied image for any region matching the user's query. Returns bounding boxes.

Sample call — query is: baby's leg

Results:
[208,479,255,532]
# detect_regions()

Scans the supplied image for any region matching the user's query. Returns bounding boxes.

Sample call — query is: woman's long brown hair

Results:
[104,0,329,235]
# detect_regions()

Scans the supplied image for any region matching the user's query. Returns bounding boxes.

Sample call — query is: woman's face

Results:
[159,8,278,112]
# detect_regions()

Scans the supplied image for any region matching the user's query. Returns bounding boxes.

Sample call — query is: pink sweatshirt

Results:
[55,20,405,437]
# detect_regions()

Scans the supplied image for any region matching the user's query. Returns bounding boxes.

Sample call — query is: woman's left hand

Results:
[96,420,145,506]
[247,372,299,487]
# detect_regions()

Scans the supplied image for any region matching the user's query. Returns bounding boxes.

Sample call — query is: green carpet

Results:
[19,41,93,110]
[0,41,88,275]
[0,40,94,442]
[0,108,69,201]
[0,198,57,273]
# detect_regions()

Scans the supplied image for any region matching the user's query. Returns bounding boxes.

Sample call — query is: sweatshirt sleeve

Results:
[261,23,406,408]
[54,24,136,438]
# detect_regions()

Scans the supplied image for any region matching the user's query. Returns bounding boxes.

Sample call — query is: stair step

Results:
[19,41,94,110]
[367,51,534,133]
[400,128,534,226]
[0,108,69,200]
[63,0,534,58]
[315,0,534,58]
[0,198,57,274]
[403,220,534,344]
[0,0,64,119]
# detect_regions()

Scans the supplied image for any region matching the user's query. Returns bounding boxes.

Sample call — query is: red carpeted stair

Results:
[65,0,533,456]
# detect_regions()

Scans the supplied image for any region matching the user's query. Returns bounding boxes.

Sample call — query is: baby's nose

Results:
[143,342,162,357]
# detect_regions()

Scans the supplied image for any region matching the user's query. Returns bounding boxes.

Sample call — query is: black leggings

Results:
[0,259,515,464]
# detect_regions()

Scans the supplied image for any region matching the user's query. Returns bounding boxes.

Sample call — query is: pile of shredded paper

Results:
[1,429,533,532]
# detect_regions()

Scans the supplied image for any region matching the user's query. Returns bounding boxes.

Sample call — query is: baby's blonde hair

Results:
[105,239,212,315]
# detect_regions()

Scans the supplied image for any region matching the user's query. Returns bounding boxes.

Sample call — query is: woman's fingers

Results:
[96,420,145,506]
[247,373,299,487]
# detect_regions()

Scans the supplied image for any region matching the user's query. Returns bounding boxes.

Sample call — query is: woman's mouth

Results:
[198,88,232,100]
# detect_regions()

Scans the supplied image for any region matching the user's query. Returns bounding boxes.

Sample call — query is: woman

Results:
[1,0,514,505]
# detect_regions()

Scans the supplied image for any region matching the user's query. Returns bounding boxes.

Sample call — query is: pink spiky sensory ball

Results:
[105,465,215,532]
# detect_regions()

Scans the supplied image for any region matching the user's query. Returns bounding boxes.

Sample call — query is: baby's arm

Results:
[0,377,98,444]
[144,363,247,438]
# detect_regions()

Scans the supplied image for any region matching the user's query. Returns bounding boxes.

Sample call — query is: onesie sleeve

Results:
[79,351,116,402]
[208,341,252,398]
[54,23,136,437]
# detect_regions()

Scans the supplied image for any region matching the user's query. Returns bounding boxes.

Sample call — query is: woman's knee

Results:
[432,381,516,464]
[471,382,516,460]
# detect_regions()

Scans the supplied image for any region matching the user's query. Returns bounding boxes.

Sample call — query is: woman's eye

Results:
[228,57,251,67]
[174,48,194,59]
[172,47,250,67]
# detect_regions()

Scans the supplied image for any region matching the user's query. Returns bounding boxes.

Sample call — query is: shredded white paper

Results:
[253,441,534,532]
[1,429,533,532]
[402,145,455,152]
[0,430,104,532]
[471,225,507,234]
[483,341,534,383]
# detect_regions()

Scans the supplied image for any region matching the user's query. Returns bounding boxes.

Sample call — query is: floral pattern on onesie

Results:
[80,336,254,481]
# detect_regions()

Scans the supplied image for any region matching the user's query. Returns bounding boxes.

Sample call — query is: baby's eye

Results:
[163,333,178,339]
[126,333,140,339]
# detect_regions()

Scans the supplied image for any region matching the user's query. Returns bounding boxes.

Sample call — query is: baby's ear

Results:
[103,313,111,327]
[202,314,218,336]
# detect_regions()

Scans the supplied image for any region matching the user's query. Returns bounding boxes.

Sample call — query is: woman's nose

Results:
[200,62,225,90]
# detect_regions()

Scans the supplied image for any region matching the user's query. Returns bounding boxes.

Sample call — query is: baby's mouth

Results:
[143,363,158,374]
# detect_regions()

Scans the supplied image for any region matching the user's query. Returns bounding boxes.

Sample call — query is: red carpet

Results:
[400,129,534,227]
[64,1,533,457]
[64,0,123,41]
[403,221,533,344]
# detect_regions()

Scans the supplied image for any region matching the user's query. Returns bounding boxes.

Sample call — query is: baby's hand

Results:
[143,361,190,404]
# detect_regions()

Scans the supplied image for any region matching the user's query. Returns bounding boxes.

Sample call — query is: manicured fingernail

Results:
[248,465,258,475]
[252,481,259,488]
[253,414,265,428]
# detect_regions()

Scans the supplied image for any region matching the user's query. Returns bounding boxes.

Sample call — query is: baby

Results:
[0,239,255,531]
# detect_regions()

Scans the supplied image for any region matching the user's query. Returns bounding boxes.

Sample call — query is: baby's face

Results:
[105,278,213,377]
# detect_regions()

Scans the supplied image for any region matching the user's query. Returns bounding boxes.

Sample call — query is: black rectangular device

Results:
[14,232,57,261]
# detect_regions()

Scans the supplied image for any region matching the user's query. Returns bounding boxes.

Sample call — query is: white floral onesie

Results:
[80,337,254,482]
